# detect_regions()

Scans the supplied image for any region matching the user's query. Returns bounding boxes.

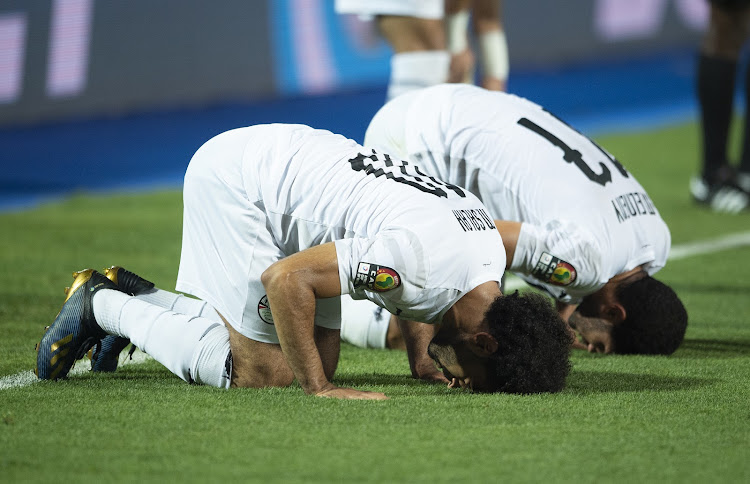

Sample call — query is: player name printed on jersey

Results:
[611,191,657,223]
[452,208,495,232]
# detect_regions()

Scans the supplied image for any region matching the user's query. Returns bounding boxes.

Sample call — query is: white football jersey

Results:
[364,84,670,303]
[215,124,504,323]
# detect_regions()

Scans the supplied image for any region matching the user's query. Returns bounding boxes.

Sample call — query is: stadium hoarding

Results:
[0,0,706,127]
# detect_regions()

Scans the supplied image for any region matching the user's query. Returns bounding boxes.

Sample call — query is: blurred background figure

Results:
[334,0,449,100]
[691,0,750,212]
[445,0,509,91]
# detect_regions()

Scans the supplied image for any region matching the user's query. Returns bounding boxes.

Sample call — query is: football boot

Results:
[690,165,750,214]
[36,269,118,380]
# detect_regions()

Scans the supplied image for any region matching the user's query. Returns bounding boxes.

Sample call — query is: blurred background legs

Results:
[693,1,750,212]
[446,0,508,91]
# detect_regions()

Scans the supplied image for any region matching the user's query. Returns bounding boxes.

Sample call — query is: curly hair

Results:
[483,291,571,394]
[612,276,688,355]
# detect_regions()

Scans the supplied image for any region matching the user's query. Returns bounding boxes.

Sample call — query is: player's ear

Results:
[470,332,499,356]
[605,303,626,324]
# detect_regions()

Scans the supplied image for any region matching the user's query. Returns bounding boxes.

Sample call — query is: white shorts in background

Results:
[176,129,341,344]
[334,0,443,19]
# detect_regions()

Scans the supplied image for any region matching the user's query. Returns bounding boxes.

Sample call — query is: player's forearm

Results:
[555,301,577,324]
[495,220,522,268]
[396,317,440,378]
[262,270,331,394]
[261,243,344,394]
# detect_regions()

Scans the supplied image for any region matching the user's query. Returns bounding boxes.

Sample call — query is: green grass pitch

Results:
[1,121,749,483]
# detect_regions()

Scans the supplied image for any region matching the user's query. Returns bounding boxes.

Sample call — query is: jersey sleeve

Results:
[334,231,428,312]
[509,221,605,303]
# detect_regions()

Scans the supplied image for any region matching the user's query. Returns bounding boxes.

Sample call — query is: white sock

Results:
[92,289,231,388]
[478,29,509,83]
[446,9,470,54]
[135,288,221,322]
[387,50,450,100]
[190,323,231,389]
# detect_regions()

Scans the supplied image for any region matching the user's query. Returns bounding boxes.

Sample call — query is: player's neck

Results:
[445,281,501,333]
[609,265,646,285]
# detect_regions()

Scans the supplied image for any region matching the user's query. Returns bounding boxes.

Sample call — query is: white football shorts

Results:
[176,129,341,344]
[334,0,443,19]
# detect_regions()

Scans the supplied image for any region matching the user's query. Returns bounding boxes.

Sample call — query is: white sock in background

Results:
[387,50,450,100]
[340,296,390,349]
[93,289,231,388]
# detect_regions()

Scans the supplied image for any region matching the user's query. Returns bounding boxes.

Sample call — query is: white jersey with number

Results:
[177,124,504,342]
[364,84,670,303]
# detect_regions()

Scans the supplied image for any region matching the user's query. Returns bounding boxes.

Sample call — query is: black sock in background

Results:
[697,53,737,181]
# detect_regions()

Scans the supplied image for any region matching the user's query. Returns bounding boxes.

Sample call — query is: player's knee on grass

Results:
[227,324,295,388]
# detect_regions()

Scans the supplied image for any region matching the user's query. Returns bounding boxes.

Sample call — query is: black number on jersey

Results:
[517,115,629,187]
[348,149,466,198]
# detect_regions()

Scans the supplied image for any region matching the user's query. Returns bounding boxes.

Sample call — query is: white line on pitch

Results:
[667,230,750,260]
[3,230,750,391]
[0,350,151,391]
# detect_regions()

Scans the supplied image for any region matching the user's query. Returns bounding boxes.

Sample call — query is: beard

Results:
[427,332,459,368]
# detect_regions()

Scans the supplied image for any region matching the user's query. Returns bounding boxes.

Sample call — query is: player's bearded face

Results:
[427,335,460,381]
[428,333,492,391]
[569,312,616,353]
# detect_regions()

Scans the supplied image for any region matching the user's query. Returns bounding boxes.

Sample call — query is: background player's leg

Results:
[692,4,750,211]
[473,0,508,91]
[445,0,474,84]
[697,6,738,182]
[377,16,449,100]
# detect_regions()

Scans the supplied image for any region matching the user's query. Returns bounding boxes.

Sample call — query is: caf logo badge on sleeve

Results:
[355,262,401,292]
[532,252,577,286]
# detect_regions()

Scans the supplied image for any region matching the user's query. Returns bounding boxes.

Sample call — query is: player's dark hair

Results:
[612,276,688,355]
[483,291,571,394]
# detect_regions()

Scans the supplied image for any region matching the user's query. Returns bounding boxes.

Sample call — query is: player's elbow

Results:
[261,261,313,297]
[261,261,295,291]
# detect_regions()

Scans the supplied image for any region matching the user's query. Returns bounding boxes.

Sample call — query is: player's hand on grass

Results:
[413,362,450,384]
[571,338,588,351]
[314,386,389,400]
[568,328,588,351]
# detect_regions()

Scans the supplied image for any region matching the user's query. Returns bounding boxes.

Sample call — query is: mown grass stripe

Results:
[3,230,749,391]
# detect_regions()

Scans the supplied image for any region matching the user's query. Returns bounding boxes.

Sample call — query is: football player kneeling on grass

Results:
[35,124,571,398]
[341,83,688,356]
